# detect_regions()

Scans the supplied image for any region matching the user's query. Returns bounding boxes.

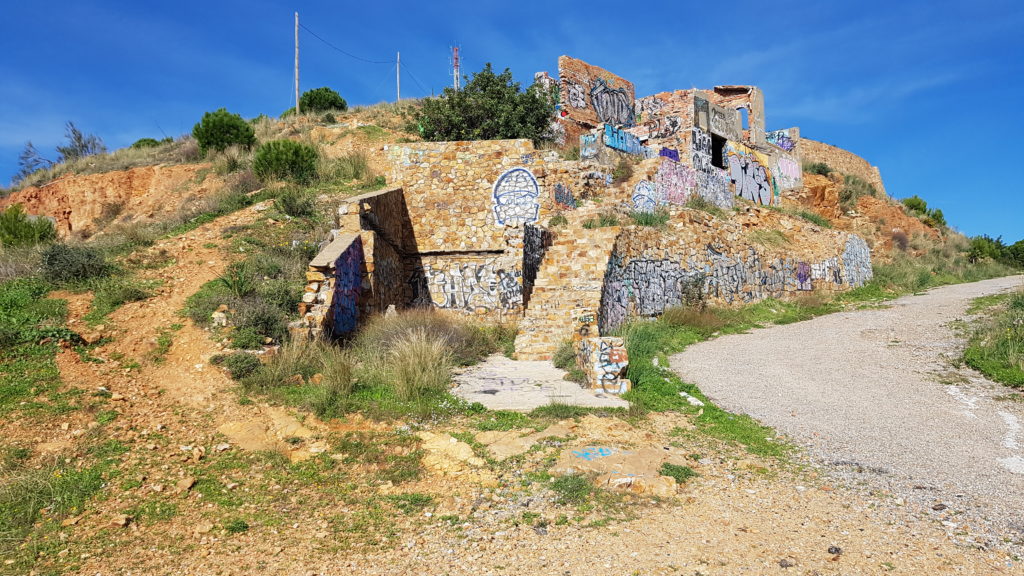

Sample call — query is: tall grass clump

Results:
[386,328,453,401]
[840,174,877,208]
[796,210,831,228]
[802,161,832,176]
[320,151,371,183]
[629,208,670,228]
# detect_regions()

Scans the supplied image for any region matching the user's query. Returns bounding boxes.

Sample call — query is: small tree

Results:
[902,195,927,214]
[56,122,106,162]
[299,87,347,113]
[192,108,257,155]
[0,204,56,247]
[14,142,54,184]
[252,140,319,184]
[413,63,555,144]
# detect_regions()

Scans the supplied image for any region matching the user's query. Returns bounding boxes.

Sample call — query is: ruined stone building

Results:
[293,56,880,393]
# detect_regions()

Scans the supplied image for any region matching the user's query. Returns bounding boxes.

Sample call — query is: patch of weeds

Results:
[475,410,536,432]
[582,212,620,229]
[962,289,1024,387]
[629,208,670,228]
[95,410,119,425]
[83,276,154,325]
[796,210,831,228]
[552,340,586,384]
[548,213,568,228]
[124,500,178,524]
[685,196,727,219]
[212,351,262,380]
[659,462,698,484]
[747,228,790,248]
[550,474,594,506]
[224,518,250,533]
[385,493,434,514]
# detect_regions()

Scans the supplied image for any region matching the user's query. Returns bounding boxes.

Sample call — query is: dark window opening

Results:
[711,134,727,168]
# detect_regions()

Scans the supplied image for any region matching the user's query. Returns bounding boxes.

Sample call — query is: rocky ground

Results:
[4,208,1022,575]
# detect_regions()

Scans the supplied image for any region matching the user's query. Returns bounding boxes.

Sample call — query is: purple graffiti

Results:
[332,237,364,335]
[659,147,680,162]
[797,262,812,291]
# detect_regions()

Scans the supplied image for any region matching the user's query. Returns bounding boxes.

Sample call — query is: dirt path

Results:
[671,275,1024,551]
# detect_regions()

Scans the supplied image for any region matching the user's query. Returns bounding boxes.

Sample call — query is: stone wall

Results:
[798,138,887,196]
[709,85,767,146]
[598,208,873,333]
[386,140,558,252]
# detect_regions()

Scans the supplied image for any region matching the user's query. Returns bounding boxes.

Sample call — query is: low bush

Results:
[192,108,256,155]
[963,290,1024,387]
[274,187,316,218]
[300,87,348,113]
[552,340,586,384]
[352,308,508,367]
[385,328,453,401]
[840,174,877,208]
[0,204,56,247]
[252,140,319,184]
[320,151,371,183]
[214,351,262,380]
[232,299,288,347]
[41,244,112,284]
[802,162,832,176]
[611,158,633,184]
[84,276,151,323]
[130,137,172,149]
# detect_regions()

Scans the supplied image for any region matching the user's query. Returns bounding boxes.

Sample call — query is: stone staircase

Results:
[514,221,621,361]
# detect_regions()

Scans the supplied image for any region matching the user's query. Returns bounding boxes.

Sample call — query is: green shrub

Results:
[902,195,927,214]
[413,63,555,144]
[183,279,233,326]
[353,308,505,367]
[552,340,586,384]
[217,262,257,299]
[233,299,287,345]
[274,187,316,218]
[840,175,877,208]
[41,244,112,284]
[130,137,172,149]
[550,474,593,505]
[215,351,262,380]
[611,158,634,184]
[0,204,56,247]
[192,108,256,155]
[802,162,832,176]
[252,140,319,184]
[300,87,348,113]
[548,213,568,227]
[84,277,151,323]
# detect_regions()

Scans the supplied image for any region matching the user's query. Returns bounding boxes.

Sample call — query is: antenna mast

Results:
[451,45,461,90]
[294,12,300,115]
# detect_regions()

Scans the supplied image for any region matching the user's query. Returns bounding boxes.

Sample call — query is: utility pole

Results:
[396,52,401,101]
[294,12,300,115]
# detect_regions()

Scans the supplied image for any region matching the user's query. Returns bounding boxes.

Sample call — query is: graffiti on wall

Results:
[553,183,577,210]
[842,235,873,287]
[577,337,629,395]
[775,156,801,190]
[691,127,733,209]
[694,97,710,131]
[492,167,540,226]
[726,143,777,205]
[599,254,706,333]
[590,78,634,127]
[766,129,796,151]
[797,262,812,291]
[566,82,587,109]
[645,116,681,140]
[709,105,739,140]
[580,133,598,159]
[655,157,697,206]
[659,147,679,162]
[632,180,659,213]
[604,124,652,157]
[412,261,524,312]
[332,236,364,335]
[635,95,665,122]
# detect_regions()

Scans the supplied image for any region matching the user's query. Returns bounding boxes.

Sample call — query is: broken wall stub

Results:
[558,55,636,137]
[293,232,367,338]
[710,85,766,146]
[597,211,873,334]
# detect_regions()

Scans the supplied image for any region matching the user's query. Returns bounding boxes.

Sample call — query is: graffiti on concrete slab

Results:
[553,183,577,210]
[414,261,524,312]
[632,180,659,213]
[728,152,775,205]
[599,255,706,332]
[635,95,665,122]
[655,157,697,206]
[332,236,364,335]
[693,96,710,131]
[766,129,796,151]
[580,133,598,159]
[775,156,801,190]
[659,147,679,162]
[646,116,681,140]
[842,235,873,287]
[709,106,738,139]
[797,261,812,290]
[604,123,649,156]
[691,127,733,209]
[572,446,620,461]
[590,78,634,127]
[492,167,540,226]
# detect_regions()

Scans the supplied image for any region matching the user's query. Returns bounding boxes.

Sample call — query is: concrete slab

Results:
[452,354,629,412]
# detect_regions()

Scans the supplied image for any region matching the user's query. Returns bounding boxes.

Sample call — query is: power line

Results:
[298,23,395,65]
[400,62,430,96]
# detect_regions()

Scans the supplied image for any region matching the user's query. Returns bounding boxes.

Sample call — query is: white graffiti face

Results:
[729,154,774,205]
[492,167,540,227]
[631,180,659,213]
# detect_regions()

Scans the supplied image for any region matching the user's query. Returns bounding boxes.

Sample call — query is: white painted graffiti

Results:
[841,235,873,287]
[566,81,587,109]
[729,154,773,205]
[775,156,801,190]
[492,167,540,226]
[655,157,697,205]
[415,262,524,312]
[632,180,659,213]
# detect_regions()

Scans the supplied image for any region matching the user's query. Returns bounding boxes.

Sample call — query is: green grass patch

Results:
[659,462,698,484]
[629,208,670,228]
[963,290,1024,387]
[550,474,594,505]
[795,210,831,228]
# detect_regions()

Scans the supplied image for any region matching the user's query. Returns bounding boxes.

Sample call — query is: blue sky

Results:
[2,0,1021,241]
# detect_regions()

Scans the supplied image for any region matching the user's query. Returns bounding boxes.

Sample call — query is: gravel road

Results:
[671,275,1024,549]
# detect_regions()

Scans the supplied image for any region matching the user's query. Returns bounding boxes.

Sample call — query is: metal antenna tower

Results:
[450,45,461,90]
